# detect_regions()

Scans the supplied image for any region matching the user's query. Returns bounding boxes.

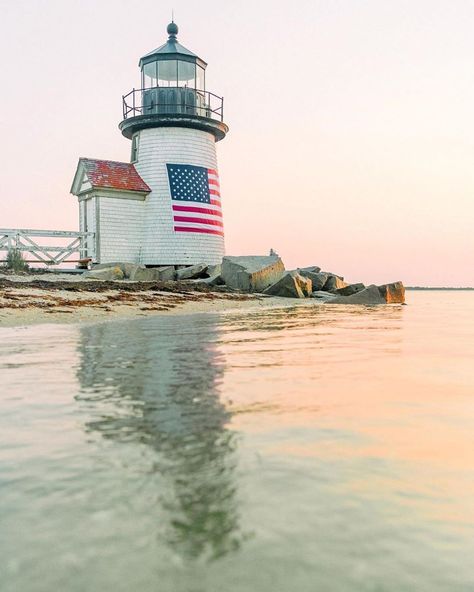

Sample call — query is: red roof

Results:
[81,158,151,193]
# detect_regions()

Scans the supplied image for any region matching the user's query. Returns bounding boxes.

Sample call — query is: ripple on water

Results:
[0,291,473,592]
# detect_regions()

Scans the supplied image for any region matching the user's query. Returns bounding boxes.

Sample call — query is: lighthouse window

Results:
[178,61,195,87]
[196,66,205,91]
[157,60,178,86]
[143,62,157,88]
[131,134,139,163]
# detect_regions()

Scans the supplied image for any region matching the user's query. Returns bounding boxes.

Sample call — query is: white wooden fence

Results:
[0,229,95,265]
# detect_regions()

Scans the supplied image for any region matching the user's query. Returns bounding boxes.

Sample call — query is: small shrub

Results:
[6,248,29,272]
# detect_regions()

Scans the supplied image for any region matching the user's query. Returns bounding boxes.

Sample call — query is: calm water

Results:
[0,292,473,592]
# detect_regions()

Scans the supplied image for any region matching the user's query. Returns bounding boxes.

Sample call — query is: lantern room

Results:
[140,22,206,91]
[120,22,227,141]
[138,22,207,119]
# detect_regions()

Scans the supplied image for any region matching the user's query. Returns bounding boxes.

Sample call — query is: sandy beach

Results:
[0,272,318,327]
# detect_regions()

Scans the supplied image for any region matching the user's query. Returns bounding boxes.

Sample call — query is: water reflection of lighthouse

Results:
[76,315,242,561]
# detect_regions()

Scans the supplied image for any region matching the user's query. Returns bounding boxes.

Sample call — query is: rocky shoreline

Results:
[0,255,405,327]
[83,255,405,305]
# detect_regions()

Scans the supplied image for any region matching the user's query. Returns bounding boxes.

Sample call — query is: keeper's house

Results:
[70,21,228,266]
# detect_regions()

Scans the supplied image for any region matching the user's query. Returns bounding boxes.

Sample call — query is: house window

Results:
[131,134,139,163]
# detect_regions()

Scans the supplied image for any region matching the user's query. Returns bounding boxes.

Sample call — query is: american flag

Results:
[166,164,223,237]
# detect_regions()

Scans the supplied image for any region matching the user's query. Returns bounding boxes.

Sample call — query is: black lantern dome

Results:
[120,23,227,141]
[167,21,178,37]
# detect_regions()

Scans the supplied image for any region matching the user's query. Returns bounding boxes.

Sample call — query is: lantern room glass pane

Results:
[143,62,157,88]
[177,61,195,87]
[196,65,205,90]
[157,60,178,86]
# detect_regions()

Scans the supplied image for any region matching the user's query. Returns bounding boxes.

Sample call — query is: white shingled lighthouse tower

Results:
[71,21,228,266]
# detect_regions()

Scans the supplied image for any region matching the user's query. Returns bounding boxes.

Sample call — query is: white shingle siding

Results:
[98,196,145,263]
[134,127,225,265]
[73,127,225,265]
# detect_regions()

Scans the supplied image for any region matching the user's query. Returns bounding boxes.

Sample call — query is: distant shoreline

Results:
[406,287,473,291]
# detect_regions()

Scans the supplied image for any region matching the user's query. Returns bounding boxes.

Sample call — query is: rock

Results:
[156,266,176,281]
[322,271,344,280]
[263,271,311,298]
[206,263,222,277]
[298,271,329,291]
[128,266,176,281]
[298,265,321,274]
[176,264,209,280]
[84,266,124,281]
[310,290,337,301]
[122,263,144,279]
[129,267,161,282]
[204,264,224,286]
[294,273,312,297]
[378,281,405,303]
[323,275,348,292]
[91,261,145,279]
[331,284,386,305]
[191,275,225,286]
[209,274,225,286]
[222,256,285,292]
[186,264,224,286]
[335,283,366,296]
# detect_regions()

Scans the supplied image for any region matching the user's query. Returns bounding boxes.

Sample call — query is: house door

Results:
[83,197,97,261]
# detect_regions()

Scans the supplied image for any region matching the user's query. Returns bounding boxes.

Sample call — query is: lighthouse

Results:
[71,22,228,266]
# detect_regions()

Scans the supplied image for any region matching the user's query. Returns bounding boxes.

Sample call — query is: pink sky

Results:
[0,0,473,286]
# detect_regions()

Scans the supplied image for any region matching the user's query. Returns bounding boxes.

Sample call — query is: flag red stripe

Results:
[210,198,221,207]
[174,226,224,237]
[210,189,221,197]
[208,168,218,176]
[173,216,224,227]
[172,204,222,217]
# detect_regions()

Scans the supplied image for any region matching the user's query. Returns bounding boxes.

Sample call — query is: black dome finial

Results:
[167,20,178,39]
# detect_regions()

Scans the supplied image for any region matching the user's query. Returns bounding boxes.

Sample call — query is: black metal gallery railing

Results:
[122,87,224,122]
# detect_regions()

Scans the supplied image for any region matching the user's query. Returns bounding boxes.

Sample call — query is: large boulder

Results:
[323,275,348,292]
[378,281,405,303]
[298,265,321,274]
[298,270,329,291]
[84,266,124,281]
[190,275,224,287]
[263,271,311,298]
[129,267,161,282]
[310,290,338,301]
[91,261,144,279]
[335,283,365,296]
[176,264,208,281]
[295,273,312,297]
[156,266,176,281]
[330,284,386,304]
[205,264,224,286]
[322,271,344,280]
[206,263,221,277]
[222,256,285,292]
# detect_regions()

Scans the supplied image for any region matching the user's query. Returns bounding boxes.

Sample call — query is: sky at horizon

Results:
[0,0,473,286]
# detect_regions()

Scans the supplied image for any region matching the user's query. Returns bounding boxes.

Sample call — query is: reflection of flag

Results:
[166,164,223,237]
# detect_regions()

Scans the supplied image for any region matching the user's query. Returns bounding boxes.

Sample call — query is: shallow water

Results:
[0,292,473,592]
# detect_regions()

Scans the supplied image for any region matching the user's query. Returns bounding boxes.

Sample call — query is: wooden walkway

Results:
[0,229,95,265]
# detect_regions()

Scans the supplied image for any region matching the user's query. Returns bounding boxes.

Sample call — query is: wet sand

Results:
[0,273,316,327]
